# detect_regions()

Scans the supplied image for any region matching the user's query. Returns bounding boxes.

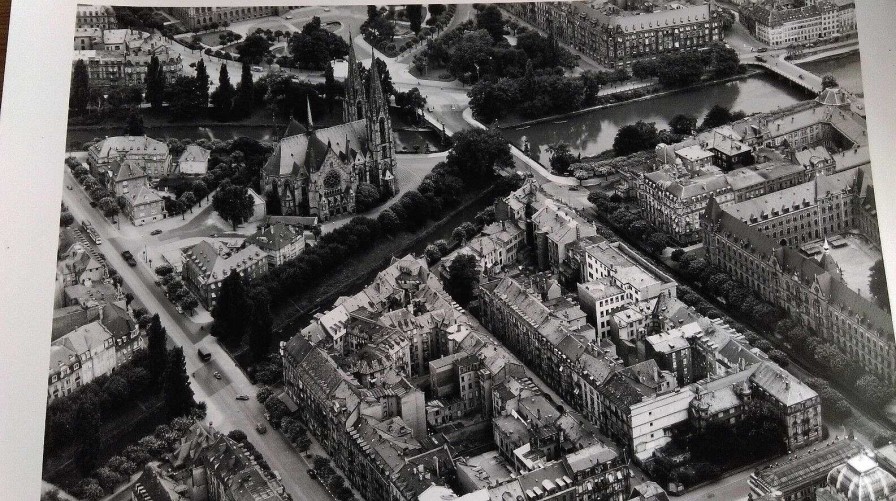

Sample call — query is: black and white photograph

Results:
[6,1,896,500]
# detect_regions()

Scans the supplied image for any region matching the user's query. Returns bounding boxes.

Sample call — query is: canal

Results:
[797,51,864,95]
[501,72,811,165]
[67,121,444,153]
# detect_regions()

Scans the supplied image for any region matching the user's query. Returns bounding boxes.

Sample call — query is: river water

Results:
[67,122,443,153]
[501,73,811,165]
[797,51,864,95]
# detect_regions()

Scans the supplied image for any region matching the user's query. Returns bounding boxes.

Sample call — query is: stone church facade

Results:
[262,41,397,221]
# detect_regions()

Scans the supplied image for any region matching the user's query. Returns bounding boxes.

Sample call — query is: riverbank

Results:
[495,69,765,130]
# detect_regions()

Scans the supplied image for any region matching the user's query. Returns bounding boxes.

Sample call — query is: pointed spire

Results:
[306,94,314,130]
[368,53,386,112]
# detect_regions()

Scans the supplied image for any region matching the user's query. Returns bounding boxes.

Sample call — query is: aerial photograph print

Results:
[42,2,896,501]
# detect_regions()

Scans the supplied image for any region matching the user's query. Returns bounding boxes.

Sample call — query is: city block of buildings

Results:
[72,26,182,89]
[277,173,825,500]
[131,422,288,501]
[481,180,822,465]
[702,162,894,386]
[503,0,724,69]
[740,0,857,48]
[282,254,634,501]
[638,87,869,245]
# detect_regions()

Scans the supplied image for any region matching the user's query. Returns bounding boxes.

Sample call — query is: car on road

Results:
[236,395,250,401]
[121,250,138,267]
[284,15,292,19]
[323,7,330,11]
[306,469,317,480]
[198,347,212,362]
[214,371,222,380]
[251,66,263,72]
[255,423,267,434]
[150,229,163,236]
[67,185,73,190]
[757,47,769,53]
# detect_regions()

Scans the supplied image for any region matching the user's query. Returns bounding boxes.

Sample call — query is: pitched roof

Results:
[129,184,164,207]
[182,239,266,283]
[245,223,301,252]
[115,159,146,182]
[102,302,136,340]
[264,120,369,177]
[90,135,169,160]
[178,144,210,163]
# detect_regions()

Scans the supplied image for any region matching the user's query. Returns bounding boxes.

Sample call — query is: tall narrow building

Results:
[261,39,398,221]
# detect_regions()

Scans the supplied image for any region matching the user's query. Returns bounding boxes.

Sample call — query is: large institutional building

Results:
[638,87,869,245]
[165,6,290,30]
[261,42,397,221]
[503,0,724,69]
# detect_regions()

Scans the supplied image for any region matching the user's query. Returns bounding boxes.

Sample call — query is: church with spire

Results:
[261,39,397,220]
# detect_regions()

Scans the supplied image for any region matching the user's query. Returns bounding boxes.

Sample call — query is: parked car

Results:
[251,66,263,72]
[150,229,163,236]
[89,201,97,208]
[256,423,267,434]
[236,395,250,401]
[307,469,317,480]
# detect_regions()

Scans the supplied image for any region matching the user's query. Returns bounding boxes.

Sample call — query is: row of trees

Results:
[210,130,515,362]
[45,315,199,480]
[632,43,742,87]
[611,105,747,157]
[69,417,199,501]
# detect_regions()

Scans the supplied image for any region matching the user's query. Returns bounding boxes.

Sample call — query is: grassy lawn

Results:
[195,30,236,47]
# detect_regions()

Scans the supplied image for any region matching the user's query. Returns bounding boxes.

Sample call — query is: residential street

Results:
[60,174,329,501]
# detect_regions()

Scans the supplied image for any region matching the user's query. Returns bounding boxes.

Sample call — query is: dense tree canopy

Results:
[870,259,889,312]
[238,33,273,64]
[445,254,480,307]
[613,120,660,156]
[162,347,195,419]
[212,270,252,348]
[212,181,255,230]
[70,59,91,112]
[210,63,236,120]
[669,114,698,135]
[289,16,349,69]
[446,128,513,182]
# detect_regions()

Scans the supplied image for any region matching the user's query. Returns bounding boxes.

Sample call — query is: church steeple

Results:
[343,33,368,123]
[306,94,314,131]
[366,52,396,192]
